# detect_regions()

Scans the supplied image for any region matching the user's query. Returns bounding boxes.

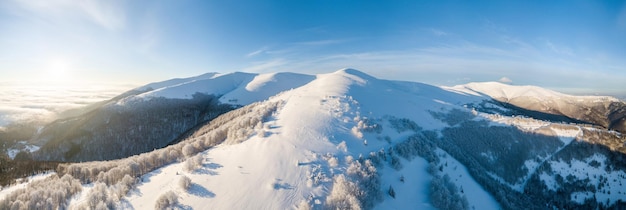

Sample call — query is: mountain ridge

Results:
[1,69,625,209]
[449,81,626,133]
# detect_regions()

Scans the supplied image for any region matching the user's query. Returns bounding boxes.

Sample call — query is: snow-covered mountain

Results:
[28,72,315,161]
[2,69,625,209]
[450,82,626,133]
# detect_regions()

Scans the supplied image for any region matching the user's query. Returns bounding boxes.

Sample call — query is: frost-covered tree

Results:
[10,200,23,210]
[87,182,110,209]
[325,175,362,210]
[297,200,311,210]
[0,173,83,210]
[0,100,282,209]
[328,156,339,168]
[182,144,195,158]
[155,191,178,210]
[183,154,203,172]
[179,175,192,191]
[430,174,469,210]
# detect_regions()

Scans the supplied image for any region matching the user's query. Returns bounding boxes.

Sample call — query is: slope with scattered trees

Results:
[33,93,234,162]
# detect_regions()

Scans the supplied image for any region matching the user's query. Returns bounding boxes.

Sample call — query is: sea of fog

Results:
[0,81,136,129]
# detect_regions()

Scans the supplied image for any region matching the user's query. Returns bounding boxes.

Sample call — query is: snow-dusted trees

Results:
[45,101,282,208]
[117,174,136,195]
[346,159,382,208]
[9,200,23,210]
[78,175,136,210]
[34,93,234,162]
[0,100,282,209]
[184,154,203,172]
[0,174,82,210]
[87,182,112,209]
[325,157,382,210]
[179,175,192,191]
[155,191,178,210]
[297,200,312,210]
[327,156,339,168]
[325,175,362,210]
[182,144,195,158]
[371,115,473,210]
[351,116,382,139]
[387,116,422,133]
[430,174,469,210]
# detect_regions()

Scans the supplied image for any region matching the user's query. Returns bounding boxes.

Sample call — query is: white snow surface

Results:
[449,82,620,102]
[118,69,499,209]
[134,72,220,92]
[136,72,257,100]
[5,69,626,209]
[375,157,434,210]
[435,149,500,210]
[126,71,316,106]
[542,154,626,206]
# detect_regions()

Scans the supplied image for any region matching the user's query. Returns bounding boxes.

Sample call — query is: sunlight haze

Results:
[3,2,626,208]
[1,0,625,92]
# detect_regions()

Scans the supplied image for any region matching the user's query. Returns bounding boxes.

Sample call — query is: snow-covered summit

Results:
[451,81,620,102]
[5,69,625,210]
[135,72,220,92]
[125,71,315,106]
[120,69,499,209]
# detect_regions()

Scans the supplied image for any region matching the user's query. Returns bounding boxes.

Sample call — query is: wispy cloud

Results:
[482,19,509,34]
[236,16,625,93]
[499,35,534,51]
[136,7,161,54]
[241,39,626,92]
[78,0,126,31]
[428,28,448,36]
[246,47,268,57]
[545,40,574,56]
[619,4,626,30]
[243,59,288,73]
[294,39,346,46]
[7,0,127,31]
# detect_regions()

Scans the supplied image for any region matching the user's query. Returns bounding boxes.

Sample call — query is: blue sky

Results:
[1,0,625,95]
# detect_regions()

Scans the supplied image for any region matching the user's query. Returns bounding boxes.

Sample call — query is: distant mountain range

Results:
[1,69,625,209]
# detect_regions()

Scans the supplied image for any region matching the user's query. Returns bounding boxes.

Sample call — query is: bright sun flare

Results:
[44,58,72,82]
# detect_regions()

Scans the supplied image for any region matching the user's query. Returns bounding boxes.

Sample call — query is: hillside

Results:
[1,69,625,209]
[26,72,314,162]
[450,82,626,133]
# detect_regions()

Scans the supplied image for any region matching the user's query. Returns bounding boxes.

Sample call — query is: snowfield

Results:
[450,82,620,103]
[126,71,315,106]
[2,68,625,209]
[119,69,500,209]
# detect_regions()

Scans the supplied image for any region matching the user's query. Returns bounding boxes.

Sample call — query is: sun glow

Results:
[43,58,73,82]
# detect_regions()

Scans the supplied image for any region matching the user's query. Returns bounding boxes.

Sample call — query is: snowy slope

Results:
[448,82,626,133]
[134,72,220,92]
[450,82,619,102]
[135,72,256,100]
[120,69,500,209]
[5,69,625,210]
[126,72,315,106]
[218,72,315,105]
